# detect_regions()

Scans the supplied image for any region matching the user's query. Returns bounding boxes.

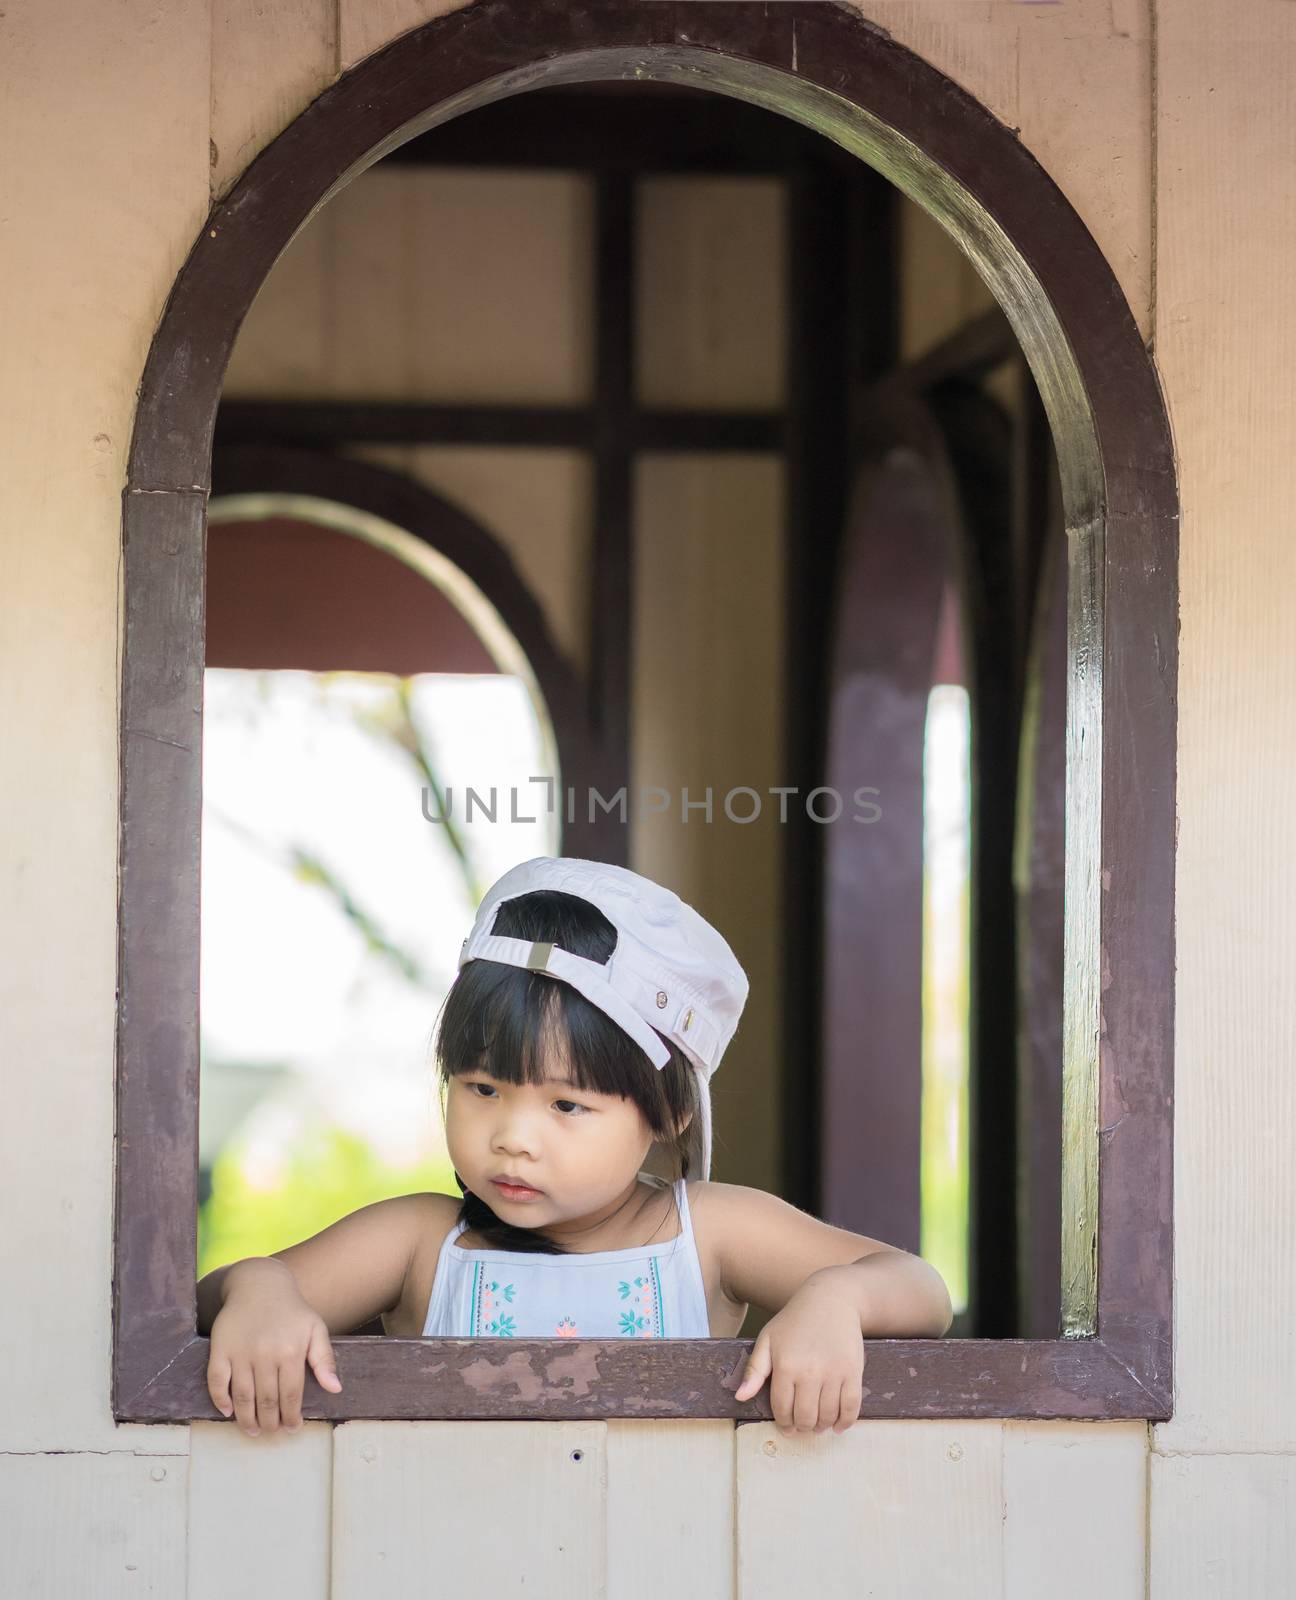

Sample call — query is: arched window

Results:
[114,5,1176,1426]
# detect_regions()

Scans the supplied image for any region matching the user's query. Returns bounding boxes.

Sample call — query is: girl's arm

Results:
[198,1191,445,1336]
[701,1182,953,1435]
[198,1191,450,1437]
[197,1255,297,1336]
[704,1181,952,1333]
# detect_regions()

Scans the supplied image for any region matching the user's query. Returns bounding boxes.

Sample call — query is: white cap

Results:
[457,855,749,1180]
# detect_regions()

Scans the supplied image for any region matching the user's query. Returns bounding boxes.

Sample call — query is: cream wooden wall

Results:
[2,0,1292,1593]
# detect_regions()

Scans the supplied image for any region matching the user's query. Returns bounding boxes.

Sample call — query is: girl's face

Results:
[443,1051,658,1232]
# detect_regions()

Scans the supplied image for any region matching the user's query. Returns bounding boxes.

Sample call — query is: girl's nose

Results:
[494,1137,537,1158]
[492,1114,542,1159]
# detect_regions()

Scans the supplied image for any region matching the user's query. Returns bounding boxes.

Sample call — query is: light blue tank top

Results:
[421,1176,711,1338]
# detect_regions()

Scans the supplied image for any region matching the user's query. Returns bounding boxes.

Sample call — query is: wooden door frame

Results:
[116,0,1178,1423]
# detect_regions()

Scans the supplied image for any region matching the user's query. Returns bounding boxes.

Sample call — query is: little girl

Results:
[198,855,952,1439]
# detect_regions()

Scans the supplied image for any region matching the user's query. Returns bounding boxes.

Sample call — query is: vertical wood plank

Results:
[1151,1453,1296,1597]
[606,1421,735,1600]
[332,1421,607,1597]
[187,1423,332,1600]
[736,1420,1003,1599]
[1153,0,1296,1454]
[211,0,338,199]
[0,0,207,1454]
[1003,1422,1147,1599]
[406,169,595,406]
[587,165,635,857]
[0,1453,186,1597]
[636,177,786,411]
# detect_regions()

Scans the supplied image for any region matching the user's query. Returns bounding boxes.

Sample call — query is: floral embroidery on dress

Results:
[480,1278,518,1337]
[617,1274,659,1337]
[432,1183,700,1338]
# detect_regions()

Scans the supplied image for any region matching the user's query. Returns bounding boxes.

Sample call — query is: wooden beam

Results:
[214,399,783,452]
[782,159,852,1216]
[586,169,635,864]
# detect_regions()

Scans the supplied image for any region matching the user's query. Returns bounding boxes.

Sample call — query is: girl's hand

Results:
[206,1258,343,1438]
[733,1275,865,1436]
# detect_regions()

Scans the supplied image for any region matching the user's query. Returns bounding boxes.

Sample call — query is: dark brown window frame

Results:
[115,0,1177,1424]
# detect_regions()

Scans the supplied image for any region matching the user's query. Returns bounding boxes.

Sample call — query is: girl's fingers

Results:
[834,1381,863,1434]
[229,1361,259,1437]
[791,1379,821,1433]
[770,1368,797,1436]
[306,1322,343,1394]
[734,1330,771,1402]
[206,1351,234,1418]
[254,1363,282,1433]
[815,1384,841,1433]
[277,1360,305,1432]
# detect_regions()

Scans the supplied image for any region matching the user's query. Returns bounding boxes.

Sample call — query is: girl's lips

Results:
[491,1178,544,1200]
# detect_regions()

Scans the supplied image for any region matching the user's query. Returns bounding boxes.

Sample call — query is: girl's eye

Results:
[464,1081,585,1114]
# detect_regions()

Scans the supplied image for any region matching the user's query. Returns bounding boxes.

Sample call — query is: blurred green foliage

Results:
[197,1114,460,1277]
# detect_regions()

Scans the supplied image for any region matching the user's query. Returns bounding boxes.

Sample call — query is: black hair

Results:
[432,888,698,1255]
